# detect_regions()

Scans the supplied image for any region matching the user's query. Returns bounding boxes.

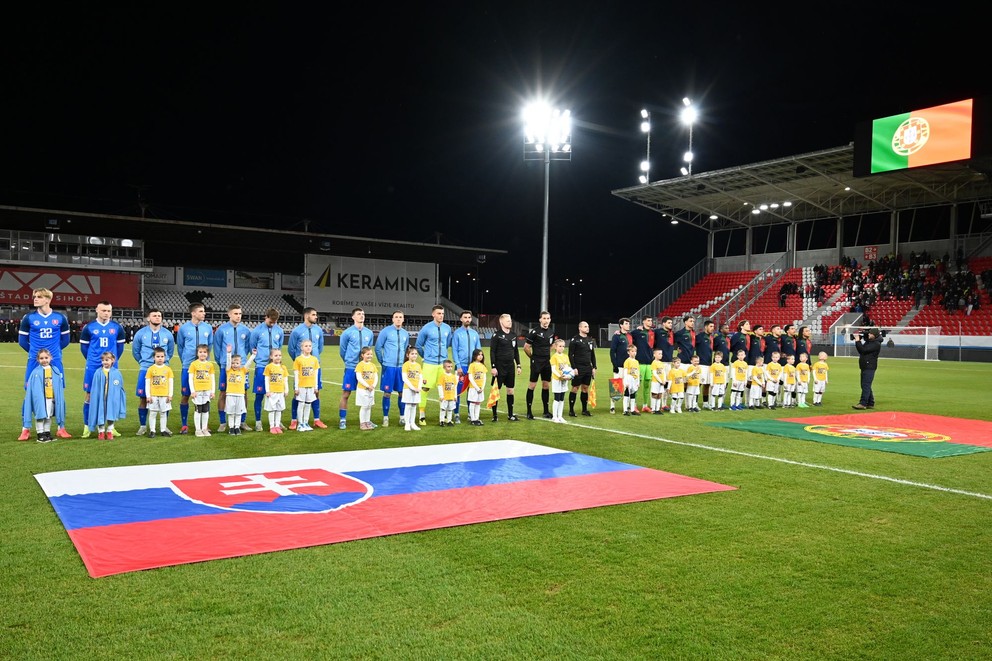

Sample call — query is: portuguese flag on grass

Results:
[870,99,972,173]
[710,411,992,458]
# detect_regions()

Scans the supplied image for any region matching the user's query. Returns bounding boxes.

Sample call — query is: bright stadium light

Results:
[523,101,572,314]
[680,97,697,175]
[639,108,651,184]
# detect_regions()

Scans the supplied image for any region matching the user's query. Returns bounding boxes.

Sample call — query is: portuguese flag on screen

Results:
[870,99,972,173]
[710,411,992,458]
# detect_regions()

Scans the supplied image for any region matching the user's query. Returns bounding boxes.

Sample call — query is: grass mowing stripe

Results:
[324,367,992,502]
[544,419,992,501]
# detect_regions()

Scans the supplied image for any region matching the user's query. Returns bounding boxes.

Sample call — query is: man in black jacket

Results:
[853,328,882,410]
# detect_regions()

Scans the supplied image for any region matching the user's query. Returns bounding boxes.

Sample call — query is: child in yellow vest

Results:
[438,360,459,426]
[667,357,687,414]
[796,352,811,408]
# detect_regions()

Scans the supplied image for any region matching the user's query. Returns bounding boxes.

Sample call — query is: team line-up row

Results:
[17,290,833,441]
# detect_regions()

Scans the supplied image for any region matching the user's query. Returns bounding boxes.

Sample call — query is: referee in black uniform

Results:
[567,321,597,416]
[489,313,521,422]
[525,310,554,419]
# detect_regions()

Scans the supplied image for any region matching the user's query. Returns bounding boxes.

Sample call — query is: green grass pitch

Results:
[2,343,991,659]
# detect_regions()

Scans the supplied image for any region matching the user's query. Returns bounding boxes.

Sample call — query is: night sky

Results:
[1,5,987,321]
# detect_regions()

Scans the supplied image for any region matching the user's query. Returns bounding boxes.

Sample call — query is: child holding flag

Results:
[87,351,126,440]
[22,348,67,443]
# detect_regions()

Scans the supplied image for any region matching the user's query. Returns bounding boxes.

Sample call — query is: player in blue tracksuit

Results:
[451,310,482,423]
[176,302,214,434]
[131,308,175,433]
[374,310,410,426]
[249,308,285,430]
[338,307,375,429]
[415,305,453,423]
[79,300,126,437]
[287,307,326,428]
[213,304,251,430]
[18,288,71,439]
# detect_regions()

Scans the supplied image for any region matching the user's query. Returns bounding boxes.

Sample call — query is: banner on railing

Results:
[0,267,140,307]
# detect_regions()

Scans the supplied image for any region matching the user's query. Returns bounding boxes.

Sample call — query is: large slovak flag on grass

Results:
[36,440,735,577]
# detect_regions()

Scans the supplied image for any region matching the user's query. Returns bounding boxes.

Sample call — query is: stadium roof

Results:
[611,145,992,232]
[0,205,507,269]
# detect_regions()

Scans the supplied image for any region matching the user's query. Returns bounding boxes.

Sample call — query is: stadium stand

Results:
[658,271,758,320]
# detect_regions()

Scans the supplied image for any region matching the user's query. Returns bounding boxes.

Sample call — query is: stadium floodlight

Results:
[680,97,697,175]
[523,101,572,314]
[639,108,651,184]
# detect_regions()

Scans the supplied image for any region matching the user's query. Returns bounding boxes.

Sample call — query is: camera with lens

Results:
[850,328,886,340]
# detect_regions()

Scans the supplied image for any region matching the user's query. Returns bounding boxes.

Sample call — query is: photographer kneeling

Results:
[853,328,882,410]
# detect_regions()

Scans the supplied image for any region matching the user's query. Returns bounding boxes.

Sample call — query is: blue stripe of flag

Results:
[50,452,640,530]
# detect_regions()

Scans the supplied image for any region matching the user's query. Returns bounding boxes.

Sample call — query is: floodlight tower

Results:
[523,102,572,315]
[639,108,651,184]
[680,97,697,176]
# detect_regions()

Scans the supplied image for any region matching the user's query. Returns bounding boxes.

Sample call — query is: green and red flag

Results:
[870,99,972,173]
[709,411,992,458]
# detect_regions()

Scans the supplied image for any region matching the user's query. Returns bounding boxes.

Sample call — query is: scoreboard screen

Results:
[854,98,976,176]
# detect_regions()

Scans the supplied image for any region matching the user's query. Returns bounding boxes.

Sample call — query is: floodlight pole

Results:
[540,147,551,314]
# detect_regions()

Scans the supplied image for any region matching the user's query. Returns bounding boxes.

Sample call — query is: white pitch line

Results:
[325,374,992,501]
[556,419,992,501]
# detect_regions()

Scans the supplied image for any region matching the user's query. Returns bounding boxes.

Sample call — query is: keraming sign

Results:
[306,255,435,314]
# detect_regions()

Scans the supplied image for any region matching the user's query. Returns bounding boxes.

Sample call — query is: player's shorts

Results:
[147,395,172,412]
[181,369,192,397]
[766,382,779,394]
[136,368,148,397]
[354,388,375,408]
[467,386,486,402]
[529,359,552,383]
[650,381,665,395]
[341,368,358,392]
[83,366,97,393]
[749,384,763,399]
[552,378,569,394]
[798,382,809,393]
[698,365,711,385]
[297,386,317,403]
[422,363,443,392]
[711,383,726,397]
[494,364,516,389]
[731,379,746,392]
[401,388,421,405]
[623,375,639,393]
[686,385,700,396]
[639,364,653,384]
[253,367,268,394]
[380,366,404,394]
[785,383,796,393]
[570,367,592,387]
[192,390,212,406]
[813,381,827,394]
